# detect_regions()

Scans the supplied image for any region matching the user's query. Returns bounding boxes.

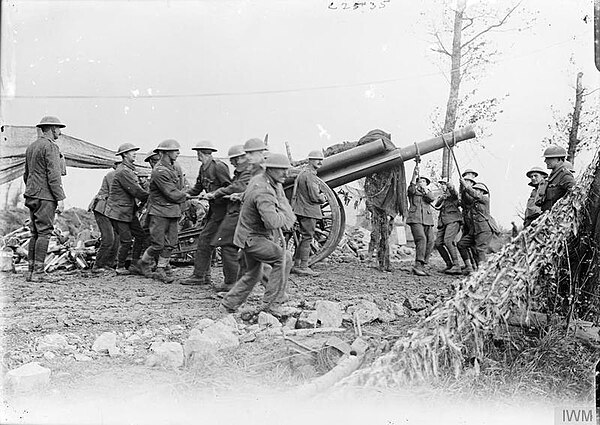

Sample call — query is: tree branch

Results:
[460,1,521,49]
[433,31,451,56]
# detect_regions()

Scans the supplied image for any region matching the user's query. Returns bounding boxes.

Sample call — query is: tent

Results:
[0,125,205,186]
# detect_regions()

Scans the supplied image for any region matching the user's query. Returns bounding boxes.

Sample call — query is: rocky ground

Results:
[0,251,461,421]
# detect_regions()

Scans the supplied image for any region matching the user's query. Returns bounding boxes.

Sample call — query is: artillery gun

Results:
[173,126,476,264]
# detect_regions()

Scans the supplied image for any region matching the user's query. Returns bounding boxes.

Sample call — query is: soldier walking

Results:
[536,146,576,212]
[221,153,296,316]
[23,116,67,282]
[88,159,121,272]
[433,179,463,275]
[523,166,547,227]
[137,140,188,282]
[406,164,435,276]
[290,150,326,277]
[181,141,231,286]
[105,143,149,275]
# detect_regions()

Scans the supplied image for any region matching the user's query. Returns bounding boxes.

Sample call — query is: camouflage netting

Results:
[340,148,600,388]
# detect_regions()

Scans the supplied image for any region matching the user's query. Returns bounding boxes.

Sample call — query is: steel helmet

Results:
[461,168,478,178]
[564,160,575,173]
[244,138,268,153]
[264,153,291,169]
[36,116,66,128]
[543,145,567,158]
[191,140,217,152]
[526,166,548,178]
[307,150,325,160]
[227,144,245,159]
[472,182,489,194]
[144,151,160,162]
[115,142,140,156]
[417,176,431,185]
[154,139,181,152]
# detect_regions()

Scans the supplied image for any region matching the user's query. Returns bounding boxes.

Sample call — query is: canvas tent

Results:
[0,125,204,186]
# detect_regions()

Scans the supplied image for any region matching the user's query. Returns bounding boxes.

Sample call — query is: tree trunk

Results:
[441,0,466,179]
[567,72,584,165]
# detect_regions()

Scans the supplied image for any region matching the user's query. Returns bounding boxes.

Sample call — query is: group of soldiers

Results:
[404,144,576,277]
[23,116,327,317]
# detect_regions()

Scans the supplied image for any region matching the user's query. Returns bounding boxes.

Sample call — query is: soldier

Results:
[137,140,188,282]
[290,150,326,277]
[459,172,478,270]
[221,153,296,317]
[23,116,67,282]
[210,145,253,292]
[181,141,232,286]
[243,137,269,174]
[88,159,121,272]
[406,164,435,276]
[433,179,463,275]
[105,143,149,275]
[457,180,493,274]
[523,166,547,228]
[536,146,576,212]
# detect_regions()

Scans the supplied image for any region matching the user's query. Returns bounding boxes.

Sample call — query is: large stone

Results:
[147,342,184,368]
[36,333,72,352]
[296,311,318,329]
[7,362,51,392]
[92,332,117,354]
[346,300,381,324]
[184,335,218,364]
[315,300,343,328]
[258,312,282,328]
[403,297,427,312]
[202,322,240,350]
[194,318,215,330]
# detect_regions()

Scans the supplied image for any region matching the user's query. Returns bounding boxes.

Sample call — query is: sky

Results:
[1,0,599,228]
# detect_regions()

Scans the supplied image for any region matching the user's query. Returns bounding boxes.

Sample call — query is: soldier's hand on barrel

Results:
[227,193,243,202]
[204,191,216,201]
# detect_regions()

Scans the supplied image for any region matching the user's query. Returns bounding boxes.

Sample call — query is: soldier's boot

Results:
[436,245,453,272]
[291,260,319,277]
[181,271,209,286]
[25,261,35,282]
[152,257,174,283]
[411,261,428,277]
[462,264,474,276]
[131,251,154,277]
[164,264,173,277]
[445,265,463,275]
[29,262,59,283]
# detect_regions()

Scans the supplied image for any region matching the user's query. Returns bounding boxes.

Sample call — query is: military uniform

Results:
[105,162,149,270]
[89,169,119,269]
[433,183,462,270]
[524,182,544,227]
[536,163,575,212]
[291,166,326,269]
[457,185,492,264]
[187,156,232,283]
[406,182,435,266]
[222,172,295,312]
[143,157,188,271]
[23,134,66,272]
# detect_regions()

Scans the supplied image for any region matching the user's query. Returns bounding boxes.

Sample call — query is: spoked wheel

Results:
[286,177,346,266]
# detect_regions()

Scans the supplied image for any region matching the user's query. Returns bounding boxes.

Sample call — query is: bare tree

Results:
[429,0,524,178]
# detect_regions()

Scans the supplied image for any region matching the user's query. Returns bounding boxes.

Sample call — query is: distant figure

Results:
[536,146,576,212]
[523,166,547,228]
[291,150,326,277]
[511,221,518,238]
[23,116,67,282]
[406,164,435,276]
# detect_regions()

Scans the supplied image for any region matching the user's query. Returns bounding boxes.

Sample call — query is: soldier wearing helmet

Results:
[290,150,327,277]
[104,143,149,275]
[406,163,436,276]
[243,138,269,175]
[457,177,494,274]
[135,139,188,283]
[536,145,575,212]
[523,166,548,227]
[208,145,255,292]
[181,141,232,286]
[433,178,463,275]
[221,153,296,317]
[23,116,68,282]
[88,159,121,273]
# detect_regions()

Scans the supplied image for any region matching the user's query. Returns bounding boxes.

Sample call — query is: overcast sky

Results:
[1,0,599,227]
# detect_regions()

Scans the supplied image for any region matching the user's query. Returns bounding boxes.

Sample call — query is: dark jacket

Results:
[536,164,575,212]
[233,172,296,249]
[460,186,477,231]
[105,162,149,222]
[23,135,66,202]
[406,183,435,225]
[188,156,231,219]
[462,185,492,233]
[434,184,462,226]
[147,158,188,218]
[524,182,543,226]
[291,167,326,219]
[89,170,116,215]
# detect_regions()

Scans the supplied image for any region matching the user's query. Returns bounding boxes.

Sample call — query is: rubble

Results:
[92,332,117,354]
[7,362,51,392]
[146,342,184,368]
[296,311,318,329]
[36,333,74,352]
[257,312,282,328]
[346,300,381,324]
[315,300,343,328]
